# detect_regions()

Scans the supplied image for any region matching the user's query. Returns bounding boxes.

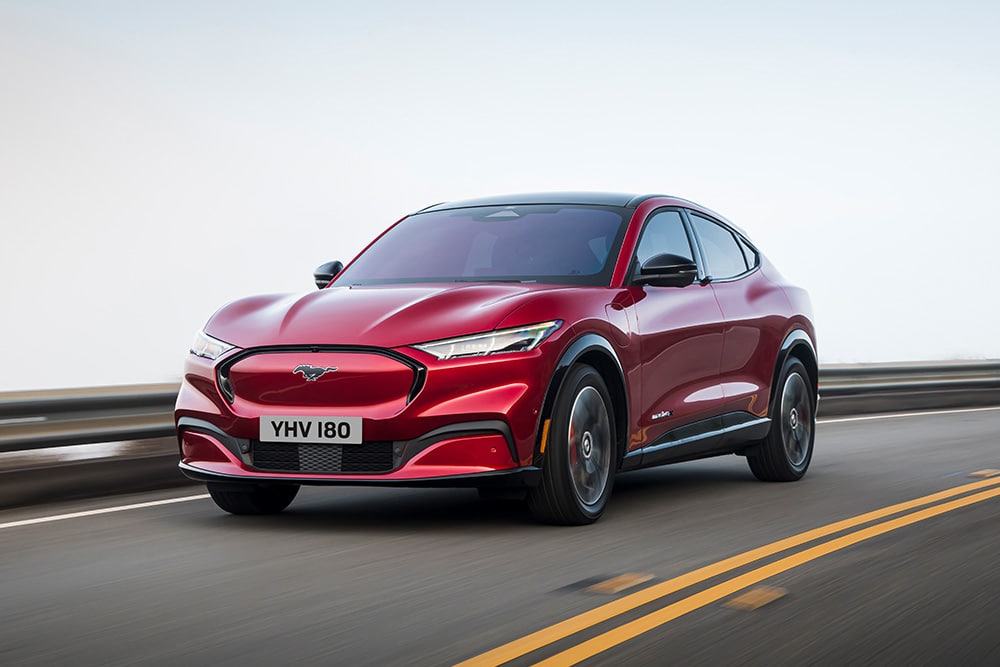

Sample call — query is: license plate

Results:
[259,416,362,444]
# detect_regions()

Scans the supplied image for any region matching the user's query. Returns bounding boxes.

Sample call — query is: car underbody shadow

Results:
[188,456,769,533]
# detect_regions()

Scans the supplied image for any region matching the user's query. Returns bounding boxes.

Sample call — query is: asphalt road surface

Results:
[2,407,999,666]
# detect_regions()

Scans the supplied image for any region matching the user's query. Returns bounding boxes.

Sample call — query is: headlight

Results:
[412,320,562,360]
[190,330,236,360]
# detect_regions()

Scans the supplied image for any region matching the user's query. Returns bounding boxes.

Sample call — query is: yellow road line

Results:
[455,476,1000,666]
[540,485,1000,665]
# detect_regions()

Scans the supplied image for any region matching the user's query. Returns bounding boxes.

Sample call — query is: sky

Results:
[1,1,998,391]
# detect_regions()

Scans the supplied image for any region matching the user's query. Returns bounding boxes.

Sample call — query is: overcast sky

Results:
[1,1,998,391]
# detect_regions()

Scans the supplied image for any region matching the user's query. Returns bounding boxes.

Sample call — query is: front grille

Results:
[252,441,394,474]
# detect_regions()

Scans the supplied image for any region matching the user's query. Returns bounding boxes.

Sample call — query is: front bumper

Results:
[175,343,556,485]
[177,417,538,486]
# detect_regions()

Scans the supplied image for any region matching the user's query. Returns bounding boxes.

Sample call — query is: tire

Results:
[748,357,815,482]
[207,483,300,515]
[528,364,616,525]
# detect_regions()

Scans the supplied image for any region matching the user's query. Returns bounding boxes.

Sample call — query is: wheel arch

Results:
[534,333,629,469]
[770,329,818,415]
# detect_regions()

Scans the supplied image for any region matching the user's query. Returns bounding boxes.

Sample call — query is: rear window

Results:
[689,213,749,280]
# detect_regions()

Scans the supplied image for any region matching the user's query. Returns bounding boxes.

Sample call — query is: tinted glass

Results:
[737,235,759,269]
[635,210,694,265]
[334,205,629,286]
[689,213,748,279]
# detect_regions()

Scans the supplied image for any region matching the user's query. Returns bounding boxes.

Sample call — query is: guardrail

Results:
[0,383,181,507]
[816,360,1000,416]
[0,361,997,508]
[0,383,178,453]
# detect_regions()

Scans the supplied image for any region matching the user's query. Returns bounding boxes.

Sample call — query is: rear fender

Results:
[769,330,818,417]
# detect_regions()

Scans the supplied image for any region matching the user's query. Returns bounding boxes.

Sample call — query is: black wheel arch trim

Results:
[533,333,628,467]
[772,330,819,415]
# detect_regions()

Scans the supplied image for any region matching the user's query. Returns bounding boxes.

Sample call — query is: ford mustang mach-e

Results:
[175,192,817,524]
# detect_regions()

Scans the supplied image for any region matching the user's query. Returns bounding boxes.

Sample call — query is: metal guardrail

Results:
[1,361,999,453]
[816,360,1000,416]
[0,383,178,452]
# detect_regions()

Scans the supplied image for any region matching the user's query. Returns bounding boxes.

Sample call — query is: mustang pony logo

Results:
[292,364,339,381]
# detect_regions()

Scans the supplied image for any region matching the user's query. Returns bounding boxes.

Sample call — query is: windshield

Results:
[334,204,630,286]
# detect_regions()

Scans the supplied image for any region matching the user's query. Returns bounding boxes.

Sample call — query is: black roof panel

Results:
[417,191,653,213]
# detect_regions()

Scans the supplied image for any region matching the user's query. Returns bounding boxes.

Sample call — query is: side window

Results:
[635,210,694,266]
[736,235,759,269]
[689,213,748,279]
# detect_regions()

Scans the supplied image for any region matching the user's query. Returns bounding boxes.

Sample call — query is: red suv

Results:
[176,192,817,524]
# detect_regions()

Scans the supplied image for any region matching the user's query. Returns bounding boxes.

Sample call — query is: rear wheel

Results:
[529,364,616,525]
[207,483,300,515]
[748,357,815,481]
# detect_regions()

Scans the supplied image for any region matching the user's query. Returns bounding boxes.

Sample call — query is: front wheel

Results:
[529,364,616,525]
[748,357,815,482]
[207,483,299,515]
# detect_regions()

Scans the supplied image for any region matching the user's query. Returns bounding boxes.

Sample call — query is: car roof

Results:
[417,192,658,212]
[413,191,752,243]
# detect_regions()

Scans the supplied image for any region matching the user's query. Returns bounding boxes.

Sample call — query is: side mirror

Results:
[314,260,344,289]
[635,253,698,287]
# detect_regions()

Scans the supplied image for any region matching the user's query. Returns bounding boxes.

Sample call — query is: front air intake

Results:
[252,441,395,474]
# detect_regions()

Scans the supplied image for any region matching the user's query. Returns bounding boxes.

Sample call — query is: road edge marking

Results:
[0,494,210,530]
[818,405,1000,424]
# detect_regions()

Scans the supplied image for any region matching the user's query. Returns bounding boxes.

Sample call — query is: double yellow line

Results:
[458,476,1000,666]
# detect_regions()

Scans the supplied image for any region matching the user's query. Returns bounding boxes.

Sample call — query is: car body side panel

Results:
[612,199,730,453]
[710,263,798,418]
[625,281,726,451]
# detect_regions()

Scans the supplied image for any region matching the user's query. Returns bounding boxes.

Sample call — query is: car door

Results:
[627,209,727,456]
[685,211,789,421]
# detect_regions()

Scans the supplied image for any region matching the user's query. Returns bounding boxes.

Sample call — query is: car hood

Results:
[205,283,567,350]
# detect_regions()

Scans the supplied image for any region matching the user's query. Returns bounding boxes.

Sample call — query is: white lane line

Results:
[0,494,210,530]
[819,405,1000,424]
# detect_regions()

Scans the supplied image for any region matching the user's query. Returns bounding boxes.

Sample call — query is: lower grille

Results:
[252,441,394,474]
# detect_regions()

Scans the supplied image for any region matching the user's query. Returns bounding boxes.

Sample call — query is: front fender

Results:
[532,333,628,466]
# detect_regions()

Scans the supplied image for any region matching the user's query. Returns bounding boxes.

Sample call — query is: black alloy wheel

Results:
[748,357,815,482]
[529,364,617,524]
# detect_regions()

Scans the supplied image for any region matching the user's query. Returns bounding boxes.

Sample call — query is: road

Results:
[1,407,999,666]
